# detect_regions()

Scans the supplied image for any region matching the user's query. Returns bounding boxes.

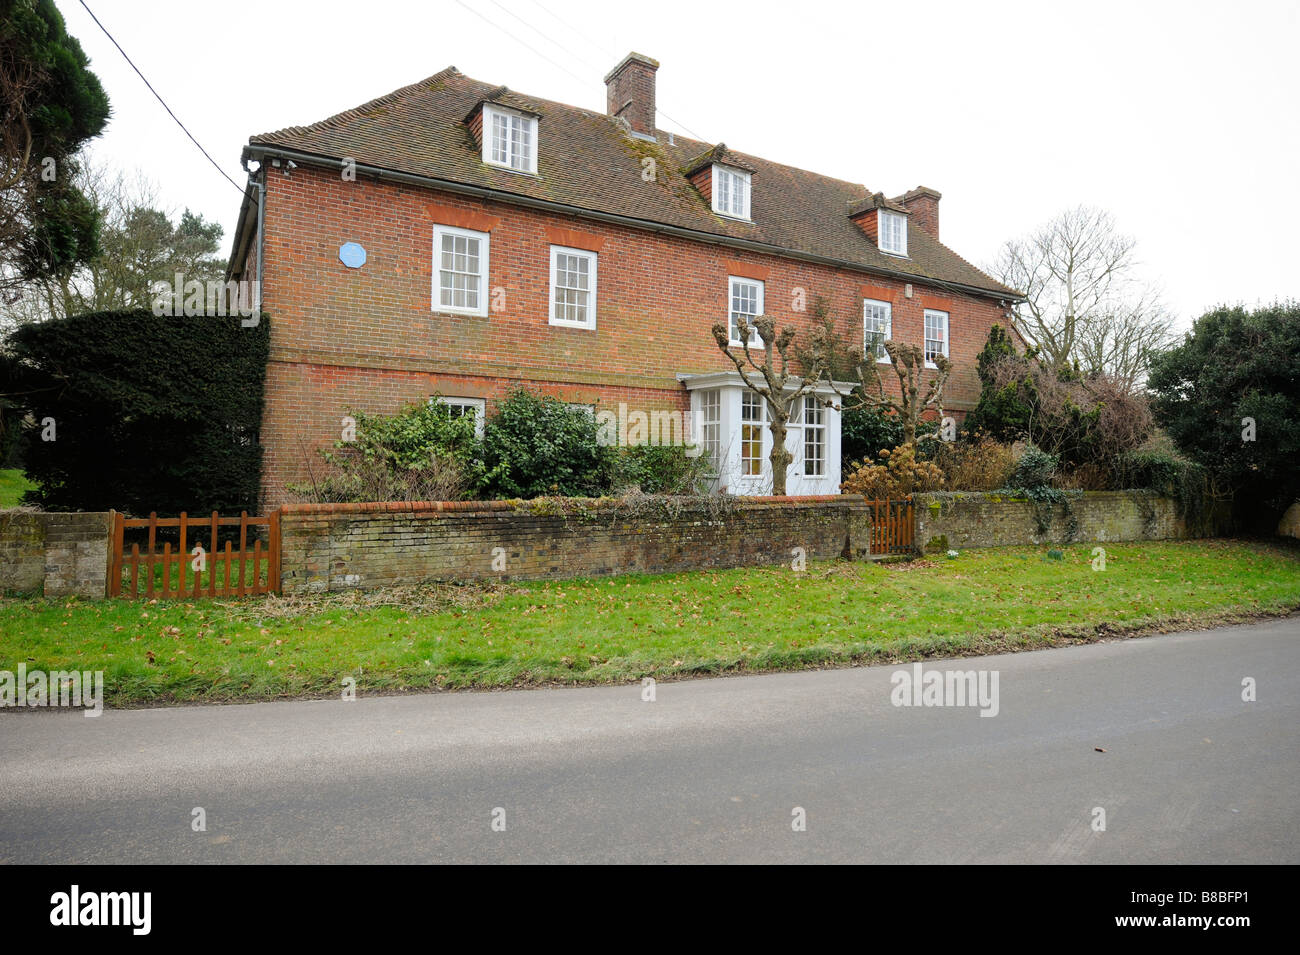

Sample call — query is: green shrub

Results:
[841,401,904,468]
[964,324,1152,472]
[481,389,607,498]
[289,399,496,503]
[1008,446,1058,490]
[964,324,1036,441]
[604,443,715,495]
[340,400,480,470]
[842,402,938,476]
[4,307,268,514]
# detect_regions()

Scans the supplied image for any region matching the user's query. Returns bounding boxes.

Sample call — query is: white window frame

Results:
[548,245,598,329]
[740,390,765,477]
[802,397,826,477]
[432,224,490,317]
[712,164,752,220]
[699,389,721,470]
[863,298,893,363]
[728,276,764,348]
[482,105,538,174]
[924,309,950,368]
[879,211,908,256]
[432,396,486,439]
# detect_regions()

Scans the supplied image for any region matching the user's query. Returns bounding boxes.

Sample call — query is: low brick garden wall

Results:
[279,496,873,593]
[0,510,114,598]
[0,492,1235,599]
[913,490,1222,552]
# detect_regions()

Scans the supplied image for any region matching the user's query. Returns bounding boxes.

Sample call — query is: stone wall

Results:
[913,491,1218,552]
[279,496,872,593]
[0,510,114,597]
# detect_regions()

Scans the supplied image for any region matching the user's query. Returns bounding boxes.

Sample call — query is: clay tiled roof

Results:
[247,66,1017,298]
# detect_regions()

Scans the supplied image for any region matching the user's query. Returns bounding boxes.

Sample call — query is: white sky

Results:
[60,0,1299,328]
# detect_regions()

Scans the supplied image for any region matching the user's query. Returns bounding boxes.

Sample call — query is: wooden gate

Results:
[868,498,915,555]
[109,511,281,598]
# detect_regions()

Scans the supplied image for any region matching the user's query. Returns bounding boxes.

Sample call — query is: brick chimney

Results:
[605,52,659,137]
[901,186,941,240]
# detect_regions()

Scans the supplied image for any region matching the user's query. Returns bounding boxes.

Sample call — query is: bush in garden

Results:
[481,388,608,498]
[840,444,945,499]
[964,324,1037,441]
[964,324,1153,471]
[291,452,471,504]
[603,443,715,495]
[929,433,1018,491]
[840,400,905,468]
[289,398,492,503]
[1007,446,1058,490]
[841,402,942,478]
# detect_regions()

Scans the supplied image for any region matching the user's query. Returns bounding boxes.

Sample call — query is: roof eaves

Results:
[243,143,1023,302]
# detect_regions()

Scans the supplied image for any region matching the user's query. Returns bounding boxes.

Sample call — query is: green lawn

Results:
[0,469,34,508]
[2,540,1297,707]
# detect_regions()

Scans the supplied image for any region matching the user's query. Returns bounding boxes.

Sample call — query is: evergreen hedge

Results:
[3,308,269,514]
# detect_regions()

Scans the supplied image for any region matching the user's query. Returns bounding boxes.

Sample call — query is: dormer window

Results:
[712,165,751,220]
[879,211,907,256]
[483,105,537,174]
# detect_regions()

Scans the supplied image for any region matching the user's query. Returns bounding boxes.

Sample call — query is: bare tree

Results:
[711,314,829,496]
[988,205,1176,387]
[1075,291,1178,392]
[846,340,951,447]
[2,159,224,330]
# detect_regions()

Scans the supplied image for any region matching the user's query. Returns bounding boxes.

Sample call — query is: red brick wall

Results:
[256,163,1006,505]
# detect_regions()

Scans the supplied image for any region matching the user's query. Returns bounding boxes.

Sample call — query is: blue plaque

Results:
[339,242,367,268]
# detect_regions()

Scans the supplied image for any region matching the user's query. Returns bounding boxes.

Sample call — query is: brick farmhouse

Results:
[228,53,1021,507]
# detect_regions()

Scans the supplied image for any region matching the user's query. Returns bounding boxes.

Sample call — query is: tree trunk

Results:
[769,417,791,495]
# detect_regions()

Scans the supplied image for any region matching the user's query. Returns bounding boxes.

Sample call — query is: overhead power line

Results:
[77,0,244,194]
[461,0,705,141]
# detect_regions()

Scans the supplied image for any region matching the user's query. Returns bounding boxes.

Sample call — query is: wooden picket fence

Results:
[109,511,280,598]
[868,498,915,555]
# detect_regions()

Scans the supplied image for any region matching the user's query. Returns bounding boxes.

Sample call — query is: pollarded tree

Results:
[816,305,952,449]
[711,312,830,496]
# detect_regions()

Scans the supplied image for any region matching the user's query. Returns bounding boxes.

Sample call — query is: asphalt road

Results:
[1,619,1296,864]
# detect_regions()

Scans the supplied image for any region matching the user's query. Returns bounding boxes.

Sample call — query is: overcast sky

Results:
[59,0,1298,327]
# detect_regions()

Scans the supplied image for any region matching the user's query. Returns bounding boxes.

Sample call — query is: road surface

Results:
[1,618,1296,863]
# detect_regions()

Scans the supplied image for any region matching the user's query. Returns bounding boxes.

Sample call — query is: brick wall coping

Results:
[913,490,1162,502]
[279,495,859,517]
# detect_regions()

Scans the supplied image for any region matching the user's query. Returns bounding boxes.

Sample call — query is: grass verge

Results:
[1,539,1297,707]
